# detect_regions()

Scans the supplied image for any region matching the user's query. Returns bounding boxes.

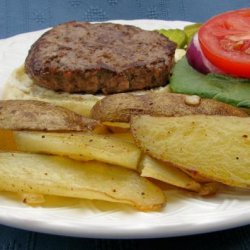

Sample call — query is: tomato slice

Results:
[198,8,250,78]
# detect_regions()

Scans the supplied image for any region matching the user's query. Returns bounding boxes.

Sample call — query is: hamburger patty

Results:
[25,21,176,94]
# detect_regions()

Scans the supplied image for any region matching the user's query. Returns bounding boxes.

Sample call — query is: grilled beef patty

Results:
[25,21,176,94]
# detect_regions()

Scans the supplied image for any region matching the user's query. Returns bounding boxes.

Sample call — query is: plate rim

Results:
[0,208,250,239]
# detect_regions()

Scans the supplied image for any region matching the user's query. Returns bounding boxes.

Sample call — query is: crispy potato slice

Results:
[91,92,247,122]
[0,152,165,210]
[0,100,104,132]
[140,155,201,192]
[2,131,141,170]
[131,115,250,188]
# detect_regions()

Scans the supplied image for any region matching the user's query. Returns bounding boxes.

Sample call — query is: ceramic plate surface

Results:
[0,20,249,239]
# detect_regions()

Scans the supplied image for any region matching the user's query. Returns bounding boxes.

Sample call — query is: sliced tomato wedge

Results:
[198,8,250,78]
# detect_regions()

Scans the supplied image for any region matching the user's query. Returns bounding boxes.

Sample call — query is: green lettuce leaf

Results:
[170,58,250,108]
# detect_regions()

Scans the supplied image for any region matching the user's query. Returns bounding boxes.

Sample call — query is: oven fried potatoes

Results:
[1,131,141,170]
[0,100,104,132]
[0,91,249,210]
[91,92,247,122]
[0,152,165,211]
[131,115,250,188]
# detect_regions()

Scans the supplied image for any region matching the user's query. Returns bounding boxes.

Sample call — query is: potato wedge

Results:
[91,92,247,122]
[131,115,250,188]
[140,155,201,192]
[1,131,141,170]
[0,100,104,132]
[0,152,165,210]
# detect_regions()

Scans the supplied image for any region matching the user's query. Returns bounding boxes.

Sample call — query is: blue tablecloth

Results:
[0,0,250,249]
[0,0,249,38]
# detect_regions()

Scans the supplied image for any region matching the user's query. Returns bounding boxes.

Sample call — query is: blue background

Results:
[0,0,250,249]
[0,0,249,38]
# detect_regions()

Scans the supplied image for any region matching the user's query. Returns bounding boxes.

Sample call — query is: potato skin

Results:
[0,100,102,132]
[91,92,248,122]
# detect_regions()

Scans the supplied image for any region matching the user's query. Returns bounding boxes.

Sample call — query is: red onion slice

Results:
[186,34,224,74]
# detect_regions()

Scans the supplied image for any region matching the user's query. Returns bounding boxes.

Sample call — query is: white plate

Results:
[0,20,250,239]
